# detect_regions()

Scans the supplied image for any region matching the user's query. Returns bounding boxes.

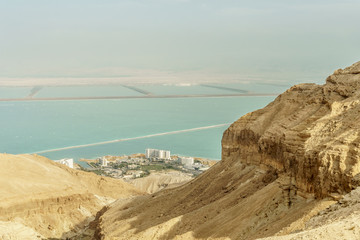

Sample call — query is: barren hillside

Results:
[129,171,193,194]
[261,187,360,240]
[0,153,143,239]
[96,61,360,239]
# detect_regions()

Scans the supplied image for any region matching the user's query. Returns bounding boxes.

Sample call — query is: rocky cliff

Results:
[223,61,360,198]
[95,61,360,239]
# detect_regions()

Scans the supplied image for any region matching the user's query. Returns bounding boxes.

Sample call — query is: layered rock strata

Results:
[223,61,360,198]
[95,61,360,239]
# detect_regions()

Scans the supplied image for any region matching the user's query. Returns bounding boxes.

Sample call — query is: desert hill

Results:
[0,153,143,239]
[128,171,193,194]
[95,61,360,239]
[261,187,360,240]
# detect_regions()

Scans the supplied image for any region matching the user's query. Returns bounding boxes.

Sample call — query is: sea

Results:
[0,83,290,166]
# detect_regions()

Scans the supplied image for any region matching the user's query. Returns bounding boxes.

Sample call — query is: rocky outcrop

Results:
[4,62,359,239]
[223,61,360,198]
[95,61,360,239]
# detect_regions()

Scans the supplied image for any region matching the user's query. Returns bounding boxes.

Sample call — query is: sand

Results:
[128,171,193,194]
[0,153,142,239]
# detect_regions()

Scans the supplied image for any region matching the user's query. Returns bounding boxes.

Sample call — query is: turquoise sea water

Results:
[0,83,288,99]
[0,87,33,98]
[36,85,143,98]
[211,83,291,94]
[136,85,239,95]
[0,85,279,163]
[129,83,290,96]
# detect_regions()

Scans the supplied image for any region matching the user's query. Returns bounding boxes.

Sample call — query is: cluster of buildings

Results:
[178,156,209,171]
[76,148,213,180]
[102,168,144,180]
[179,156,194,166]
[54,148,211,174]
[94,155,148,180]
[98,157,108,167]
[145,148,171,160]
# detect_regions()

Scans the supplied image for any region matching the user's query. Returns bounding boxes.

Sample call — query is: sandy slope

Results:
[0,153,142,239]
[260,213,360,240]
[128,171,193,194]
[261,187,360,240]
[0,221,44,240]
[97,163,333,239]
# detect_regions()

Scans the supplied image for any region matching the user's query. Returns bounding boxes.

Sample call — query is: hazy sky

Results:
[0,0,359,82]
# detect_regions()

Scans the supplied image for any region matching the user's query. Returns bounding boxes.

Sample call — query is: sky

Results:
[0,0,359,83]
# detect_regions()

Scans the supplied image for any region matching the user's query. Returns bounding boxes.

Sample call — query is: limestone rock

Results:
[223,61,360,198]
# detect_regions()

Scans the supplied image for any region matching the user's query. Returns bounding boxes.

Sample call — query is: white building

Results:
[145,148,171,160]
[145,148,156,158]
[99,157,108,167]
[55,158,74,168]
[163,150,171,159]
[179,157,194,166]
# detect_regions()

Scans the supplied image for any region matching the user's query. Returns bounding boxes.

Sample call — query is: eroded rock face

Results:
[222,61,360,198]
[95,62,360,240]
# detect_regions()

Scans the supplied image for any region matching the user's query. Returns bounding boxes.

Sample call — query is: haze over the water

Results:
[1,0,359,84]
